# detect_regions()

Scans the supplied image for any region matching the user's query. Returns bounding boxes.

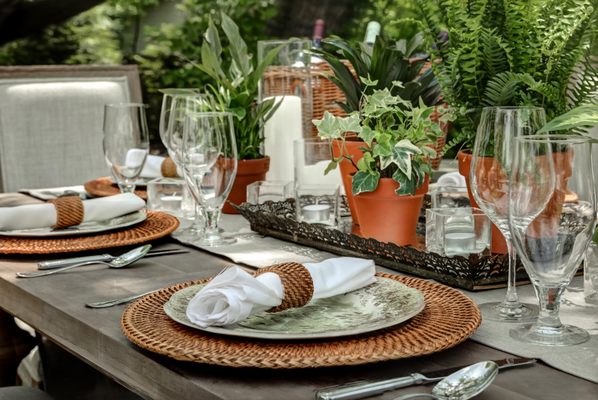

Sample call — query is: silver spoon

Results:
[16,245,152,278]
[394,361,498,400]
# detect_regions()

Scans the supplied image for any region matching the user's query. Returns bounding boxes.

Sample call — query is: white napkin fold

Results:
[0,193,145,231]
[436,171,467,187]
[138,154,164,178]
[185,257,377,327]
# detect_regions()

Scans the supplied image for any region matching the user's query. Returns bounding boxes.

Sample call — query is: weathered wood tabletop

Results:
[0,194,596,400]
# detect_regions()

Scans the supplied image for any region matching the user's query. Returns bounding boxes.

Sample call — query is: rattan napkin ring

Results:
[255,262,314,313]
[48,195,84,229]
[161,157,178,178]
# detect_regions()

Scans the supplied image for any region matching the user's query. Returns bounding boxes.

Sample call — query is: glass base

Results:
[510,323,590,346]
[479,301,538,323]
[196,235,237,247]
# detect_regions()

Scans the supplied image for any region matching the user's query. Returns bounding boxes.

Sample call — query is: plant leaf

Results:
[538,104,598,133]
[352,170,380,195]
[393,169,416,195]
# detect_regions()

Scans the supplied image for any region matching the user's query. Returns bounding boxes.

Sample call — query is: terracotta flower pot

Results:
[332,138,367,226]
[528,150,573,237]
[353,177,429,246]
[457,150,508,254]
[223,157,270,214]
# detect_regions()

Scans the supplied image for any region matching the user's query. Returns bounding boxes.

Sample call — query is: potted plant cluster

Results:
[417,0,597,252]
[312,32,443,226]
[314,82,445,245]
[195,13,281,214]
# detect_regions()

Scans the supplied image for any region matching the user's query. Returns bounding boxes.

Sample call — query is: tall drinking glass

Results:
[182,112,238,247]
[103,103,149,193]
[509,134,595,345]
[159,91,210,237]
[470,106,545,322]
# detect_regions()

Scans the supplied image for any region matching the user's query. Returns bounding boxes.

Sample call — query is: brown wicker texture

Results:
[120,273,481,369]
[255,262,314,312]
[311,62,353,124]
[84,177,147,199]
[0,211,179,254]
[160,158,178,178]
[49,195,84,228]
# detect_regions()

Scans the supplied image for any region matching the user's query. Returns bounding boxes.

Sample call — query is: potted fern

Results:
[312,33,443,226]
[314,83,444,245]
[418,0,597,252]
[196,13,281,214]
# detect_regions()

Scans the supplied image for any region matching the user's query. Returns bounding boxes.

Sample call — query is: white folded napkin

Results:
[436,171,467,187]
[138,154,165,178]
[186,257,377,327]
[0,193,145,231]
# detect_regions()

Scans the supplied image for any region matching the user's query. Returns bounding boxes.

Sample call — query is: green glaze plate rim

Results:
[0,210,147,238]
[163,276,425,340]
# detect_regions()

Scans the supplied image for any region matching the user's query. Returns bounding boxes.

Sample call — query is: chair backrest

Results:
[0,65,143,193]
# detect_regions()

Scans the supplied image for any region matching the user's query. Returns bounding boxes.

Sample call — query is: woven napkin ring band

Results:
[161,157,178,178]
[48,195,84,229]
[255,262,314,313]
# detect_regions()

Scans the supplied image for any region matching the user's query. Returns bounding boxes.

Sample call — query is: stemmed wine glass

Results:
[509,134,595,345]
[159,90,209,236]
[103,103,150,194]
[182,112,238,247]
[470,106,545,322]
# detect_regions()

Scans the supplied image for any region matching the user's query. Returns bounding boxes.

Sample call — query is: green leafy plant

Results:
[312,32,442,113]
[417,0,598,152]
[314,83,445,195]
[538,104,598,134]
[194,13,282,160]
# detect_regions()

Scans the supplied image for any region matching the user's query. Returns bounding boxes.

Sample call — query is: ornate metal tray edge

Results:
[234,200,524,291]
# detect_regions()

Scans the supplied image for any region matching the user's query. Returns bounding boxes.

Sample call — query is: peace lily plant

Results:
[314,81,446,196]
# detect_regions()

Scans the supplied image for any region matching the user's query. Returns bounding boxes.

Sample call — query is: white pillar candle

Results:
[444,231,476,255]
[264,95,303,181]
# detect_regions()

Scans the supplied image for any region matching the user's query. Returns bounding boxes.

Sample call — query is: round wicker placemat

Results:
[84,177,147,199]
[121,273,481,368]
[0,211,179,254]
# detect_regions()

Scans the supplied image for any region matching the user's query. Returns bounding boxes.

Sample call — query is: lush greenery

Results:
[314,82,445,195]
[195,13,281,160]
[417,0,598,151]
[313,33,441,113]
[349,0,423,41]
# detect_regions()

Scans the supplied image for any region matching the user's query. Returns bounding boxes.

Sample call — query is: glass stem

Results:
[204,208,221,238]
[193,204,203,227]
[535,285,565,329]
[503,238,521,306]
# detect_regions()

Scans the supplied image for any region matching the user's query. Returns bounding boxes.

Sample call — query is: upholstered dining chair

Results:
[0,65,143,193]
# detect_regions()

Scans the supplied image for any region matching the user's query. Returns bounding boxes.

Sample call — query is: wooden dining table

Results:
[0,193,596,400]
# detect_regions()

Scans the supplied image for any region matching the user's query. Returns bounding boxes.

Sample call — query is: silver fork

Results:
[85,290,158,308]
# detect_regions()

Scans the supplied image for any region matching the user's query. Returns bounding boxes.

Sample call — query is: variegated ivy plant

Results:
[314,82,446,196]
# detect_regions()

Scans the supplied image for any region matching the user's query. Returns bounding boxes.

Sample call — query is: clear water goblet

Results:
[470,106,545,322]
[159,91,210,237]
[182,111,238,247]
[102,103,149,194]
[509,134,595,345]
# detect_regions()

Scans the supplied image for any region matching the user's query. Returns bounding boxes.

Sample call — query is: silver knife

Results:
[315,357,536,400]
[37,249,189,270]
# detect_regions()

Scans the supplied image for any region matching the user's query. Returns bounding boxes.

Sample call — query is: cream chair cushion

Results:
[0,66,142,192]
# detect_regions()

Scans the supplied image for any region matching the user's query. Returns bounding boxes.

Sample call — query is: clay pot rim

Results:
[353,176,429,198]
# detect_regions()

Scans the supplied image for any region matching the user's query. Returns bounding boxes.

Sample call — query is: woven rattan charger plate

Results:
[121,273,481,368]
[84,177,147,199]
[0,211,178,254]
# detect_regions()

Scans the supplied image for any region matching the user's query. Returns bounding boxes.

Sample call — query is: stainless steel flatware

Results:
[17,245,152,278]
[315,357,536,400]
[85,289,159,309]
[38,247,189,270]
[393,361,498,400]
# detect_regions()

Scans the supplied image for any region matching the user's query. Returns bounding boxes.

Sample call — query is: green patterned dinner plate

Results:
[163,277,425,340]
